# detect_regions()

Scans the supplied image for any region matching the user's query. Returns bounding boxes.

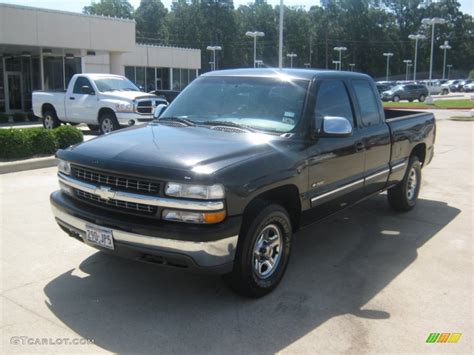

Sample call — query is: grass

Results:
[383,99,474,109]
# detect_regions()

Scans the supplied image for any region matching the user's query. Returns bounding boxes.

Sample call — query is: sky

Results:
[1,0,473,15]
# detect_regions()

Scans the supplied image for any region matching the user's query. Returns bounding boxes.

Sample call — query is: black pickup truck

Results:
[51,69,435,297]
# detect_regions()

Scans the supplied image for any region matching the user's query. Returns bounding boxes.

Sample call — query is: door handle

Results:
[355,142,365,152]
[69,97,75,100]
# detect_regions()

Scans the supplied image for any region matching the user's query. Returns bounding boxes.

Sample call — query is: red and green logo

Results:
[426,333,462,343]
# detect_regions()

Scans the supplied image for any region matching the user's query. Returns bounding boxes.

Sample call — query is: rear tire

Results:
[42,110,61,129]
[393,95,400,102]
[442,89,448,95]
[418,94,426,102]
[225,201,292,298]
[408,99,413,102]
[387,156,421,212]
[99,113,119,135]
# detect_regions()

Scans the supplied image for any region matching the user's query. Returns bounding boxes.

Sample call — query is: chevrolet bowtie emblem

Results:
[95,186,116,200]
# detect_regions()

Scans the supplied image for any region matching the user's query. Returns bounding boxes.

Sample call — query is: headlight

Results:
[162,209,226,224]
[115,102,134,113]
[165,182,225,200]
[58,160,71,175]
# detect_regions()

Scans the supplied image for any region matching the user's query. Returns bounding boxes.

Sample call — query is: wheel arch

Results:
[243,184,301,232]
[97,107,116,121]
[41,103,56,117]
[411,143,426,166]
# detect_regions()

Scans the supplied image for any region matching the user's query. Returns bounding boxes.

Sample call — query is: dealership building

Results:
[0,3,201,113]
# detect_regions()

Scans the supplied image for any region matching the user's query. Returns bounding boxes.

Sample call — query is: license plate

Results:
[85,224,114,250]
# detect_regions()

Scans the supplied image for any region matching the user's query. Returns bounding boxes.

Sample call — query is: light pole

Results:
[403,59,412,81]
[206,45,222,71]
[349,63,355,71]
[333,46,347,70]
[245,31,265,68]
[422,17,447,82]
[408,34,426,81]
[383,52,394,81]
[447,64,452,79]
[278,0,284,69]
[332,60,340,70]
[440,41,451,79]
[286,53,297,68]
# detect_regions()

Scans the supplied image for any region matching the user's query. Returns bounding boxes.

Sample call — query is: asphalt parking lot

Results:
[0,116,472,354]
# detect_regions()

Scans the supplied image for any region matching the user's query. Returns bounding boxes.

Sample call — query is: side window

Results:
[352,80,381,127]
[314,81,354,130]
[73,77,92,94]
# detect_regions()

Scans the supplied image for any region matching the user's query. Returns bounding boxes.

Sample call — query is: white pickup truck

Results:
[33,73,166,134]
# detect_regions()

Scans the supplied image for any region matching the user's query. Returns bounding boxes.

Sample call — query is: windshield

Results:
[391,85,403,91]
[94,77,140,92]
[161,76,309,133]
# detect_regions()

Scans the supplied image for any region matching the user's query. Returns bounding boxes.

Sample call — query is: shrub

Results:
[12,112,26,123]
[53,125,84,149]
[0,129,32,159]
[0,126,83,160]
[0,113,10,124]
[25,128,57,155]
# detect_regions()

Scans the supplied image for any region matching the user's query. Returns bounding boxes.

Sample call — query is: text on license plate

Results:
[85,224,114,250]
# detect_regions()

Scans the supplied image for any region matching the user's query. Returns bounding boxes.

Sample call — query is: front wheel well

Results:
[98,107,116,121]
[411,143,426,166]
[243,185,301,232]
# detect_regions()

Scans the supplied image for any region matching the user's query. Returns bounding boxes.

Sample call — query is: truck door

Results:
[66,76,98,123]
[306,79,366,214]
[350,79,391,195]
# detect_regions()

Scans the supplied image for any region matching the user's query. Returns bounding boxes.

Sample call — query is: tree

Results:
[83,0,134,19]
[135,0,169,40]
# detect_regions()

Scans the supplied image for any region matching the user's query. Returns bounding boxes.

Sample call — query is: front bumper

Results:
[115,112,154,126]
[50,191,241,273]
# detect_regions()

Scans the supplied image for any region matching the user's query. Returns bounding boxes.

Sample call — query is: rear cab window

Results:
[351,80,381,127]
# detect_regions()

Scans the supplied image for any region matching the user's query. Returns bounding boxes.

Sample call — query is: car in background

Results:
[463,82,474,92]
[381,84,429,102]
[423,80,444,95]
[458,80,473,92]
[149,89,181,103]
[376,83,393,95]
[448,80,463,92]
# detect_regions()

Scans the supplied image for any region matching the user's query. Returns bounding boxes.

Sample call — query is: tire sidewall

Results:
[419,94,426,102]
[235,205,292,295]
[43,111,59,129]
[403,158,422,207]
[99,113,118,134]
[393,95,400,102]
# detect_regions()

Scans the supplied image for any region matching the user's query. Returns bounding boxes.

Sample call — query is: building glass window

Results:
[31,57,41,91]
[43,56,64,90]
[157,67,170,90]
[21,57,32,111]
[0,58,4,112]
[135,67,145,91]
[65,57,81,88]
[172,68,181,90]
[125,66,135,83]
[146,67,155,92]
[189,70,197,82]
[180,69,189,89]
[5,57,21,71]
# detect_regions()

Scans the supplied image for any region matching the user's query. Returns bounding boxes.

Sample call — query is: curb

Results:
[0,156,57,175]
[384,106,472,110]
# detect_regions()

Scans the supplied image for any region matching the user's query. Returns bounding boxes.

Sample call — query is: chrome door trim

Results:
[311,178,364,203]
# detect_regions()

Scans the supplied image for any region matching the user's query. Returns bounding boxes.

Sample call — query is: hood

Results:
[61,123,283,181]
[99,91,157,102]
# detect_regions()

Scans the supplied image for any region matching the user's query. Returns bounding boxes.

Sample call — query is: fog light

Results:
[59,181,74,196]
[128,120,135,126]
[162,209,226,224]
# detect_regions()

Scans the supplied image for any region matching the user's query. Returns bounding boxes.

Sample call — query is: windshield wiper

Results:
[157,116,196,126]
[199,120,256,132]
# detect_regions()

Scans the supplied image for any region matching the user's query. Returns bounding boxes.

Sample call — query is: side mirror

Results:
[80,85,94,95]
[321,116,352,137]
[153,103,168,119]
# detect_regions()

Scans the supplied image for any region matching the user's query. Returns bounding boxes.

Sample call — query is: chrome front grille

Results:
[72,166,160,194]
[75,189,157,215]
[136,100,153,114]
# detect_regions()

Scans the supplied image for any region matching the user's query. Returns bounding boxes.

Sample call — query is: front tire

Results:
[226,201,292,298]
[387,156,422,212]
[42,110,61,129]
[99,113,119,135]
[418,94,426,102]
[393,95,400,102]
